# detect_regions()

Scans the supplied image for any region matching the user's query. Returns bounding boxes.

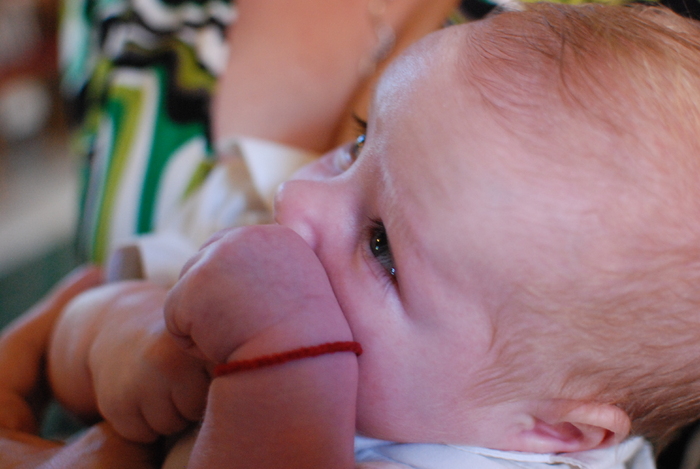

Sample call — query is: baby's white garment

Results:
[107,136,317,286]
[354,436,655,469]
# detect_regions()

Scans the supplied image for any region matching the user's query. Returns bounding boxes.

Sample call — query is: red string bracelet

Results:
[213,341,363,377]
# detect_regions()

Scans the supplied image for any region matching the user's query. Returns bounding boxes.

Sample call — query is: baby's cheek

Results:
[353,370,399,439]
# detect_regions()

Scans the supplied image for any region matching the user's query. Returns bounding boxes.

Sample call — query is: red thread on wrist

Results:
[213,341,363,377]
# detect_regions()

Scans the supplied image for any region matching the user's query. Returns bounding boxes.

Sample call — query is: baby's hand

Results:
[50,281,210,443]
[165,224,352,366]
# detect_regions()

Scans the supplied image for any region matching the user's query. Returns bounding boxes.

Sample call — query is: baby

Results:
[53,2,700,468]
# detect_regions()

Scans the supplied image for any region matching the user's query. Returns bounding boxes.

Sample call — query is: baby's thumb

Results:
[163,286,208,362]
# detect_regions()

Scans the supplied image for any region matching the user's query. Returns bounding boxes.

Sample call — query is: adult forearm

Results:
[212,0,461,152]
[212,0,375,153]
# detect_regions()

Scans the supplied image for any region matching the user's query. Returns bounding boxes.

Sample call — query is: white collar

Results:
[355,436,655,469]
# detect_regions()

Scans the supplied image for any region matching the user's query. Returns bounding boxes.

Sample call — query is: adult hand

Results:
[0,267,155,468]
[49,280,210,443]
[0,422,157,469]
[0,266,103,434]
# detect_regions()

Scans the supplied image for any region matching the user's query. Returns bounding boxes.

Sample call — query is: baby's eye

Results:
[370,221,396,278]
[350,134,365,161]
[334,134,365,172]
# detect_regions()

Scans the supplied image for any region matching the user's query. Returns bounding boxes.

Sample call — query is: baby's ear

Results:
[513,401,631,454]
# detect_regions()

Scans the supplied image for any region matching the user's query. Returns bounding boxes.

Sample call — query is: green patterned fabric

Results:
[60,0,233,263]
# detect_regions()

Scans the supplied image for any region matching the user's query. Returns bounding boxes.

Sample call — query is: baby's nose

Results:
[274,179,327,251]
[289,146,348,182]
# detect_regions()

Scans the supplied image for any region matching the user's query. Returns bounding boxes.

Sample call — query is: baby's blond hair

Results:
[462,3,700,445]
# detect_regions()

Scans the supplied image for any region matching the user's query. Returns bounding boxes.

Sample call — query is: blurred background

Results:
[0,0,80,329]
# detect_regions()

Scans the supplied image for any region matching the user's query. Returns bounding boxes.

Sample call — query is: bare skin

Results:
[166,225,357,469]
[48,279,210,443]
[212,0,460,152]
[0,267,158,469]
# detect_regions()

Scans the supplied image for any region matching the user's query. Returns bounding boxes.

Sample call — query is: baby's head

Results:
[275,2,700,452]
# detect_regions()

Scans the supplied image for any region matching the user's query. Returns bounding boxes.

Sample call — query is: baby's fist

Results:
[164,225,351,365]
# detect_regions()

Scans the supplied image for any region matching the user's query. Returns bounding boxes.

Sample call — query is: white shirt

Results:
[355,436,655,469]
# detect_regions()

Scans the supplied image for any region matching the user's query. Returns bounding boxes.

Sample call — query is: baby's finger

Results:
[94,376,160,442]
[177,228,231,279]
[140,391,191,437]
[163,286,204,360]
[197,228,232,251]
[102,401,159,443]
[177,250,203,281]
[171,367,210,422]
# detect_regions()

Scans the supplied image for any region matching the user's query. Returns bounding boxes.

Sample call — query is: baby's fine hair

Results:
[463,3,700,445]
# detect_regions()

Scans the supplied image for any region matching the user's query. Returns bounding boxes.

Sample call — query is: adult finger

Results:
[35,422,158,469]
[0,266,103,432]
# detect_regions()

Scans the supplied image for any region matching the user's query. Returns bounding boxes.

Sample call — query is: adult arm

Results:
[212,0,460,152]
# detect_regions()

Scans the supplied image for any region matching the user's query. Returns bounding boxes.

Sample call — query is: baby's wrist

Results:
[222,316,354,367]
[215,342,362,377]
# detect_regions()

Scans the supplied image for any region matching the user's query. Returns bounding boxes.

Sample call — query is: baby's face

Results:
[275,23,596,447]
